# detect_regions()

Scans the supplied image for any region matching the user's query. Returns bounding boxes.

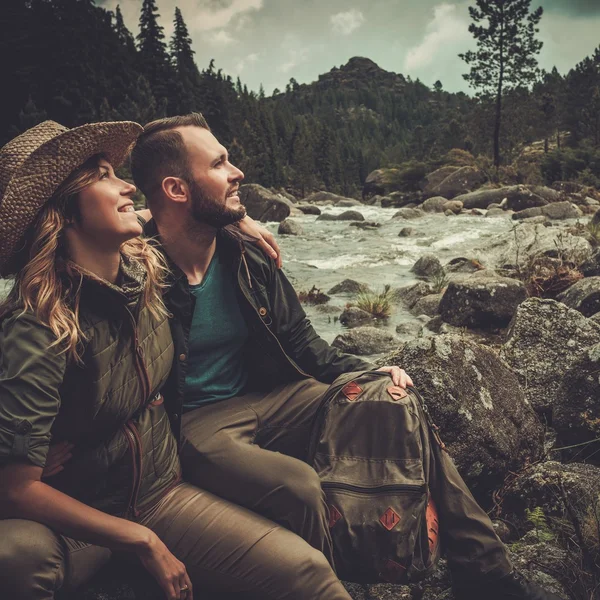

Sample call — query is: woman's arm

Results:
[0,462,192,600]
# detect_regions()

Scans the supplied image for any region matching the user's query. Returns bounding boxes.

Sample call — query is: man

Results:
[130,113,560,600]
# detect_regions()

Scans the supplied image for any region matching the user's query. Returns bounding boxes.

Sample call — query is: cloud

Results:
[279,48,310,74]
[209,29,234,45]
[543,0,600,17]
[330,8,365,36]
[192,0,264,31]
[235,52,259,73]
[404,3,470,72]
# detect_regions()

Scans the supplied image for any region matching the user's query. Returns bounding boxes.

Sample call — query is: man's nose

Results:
[230,164,244,181]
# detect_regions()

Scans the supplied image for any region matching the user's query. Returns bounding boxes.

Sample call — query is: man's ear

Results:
[162,177,188,204]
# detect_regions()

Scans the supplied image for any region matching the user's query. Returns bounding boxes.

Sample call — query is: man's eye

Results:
[100,171,109,179]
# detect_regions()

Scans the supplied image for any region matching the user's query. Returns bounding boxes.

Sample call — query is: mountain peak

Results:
[316,57,406,92]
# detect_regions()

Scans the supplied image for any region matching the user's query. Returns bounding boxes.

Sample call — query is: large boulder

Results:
[557,276,600,317]
[554,343,600,458]
[410,293,442,317]
[503,185,548,211]
[328,279,370,295]
[381,191,422,208]
[421,196,449,212]
[424,166,487,200]
[378,335,544,497]
[317,210,365,222]
[474,223,592,269]
[304,191,360,205]
[439,276,526,329]
[362,168,401,198]
[278,219,303,236]
[339,306,375,328]
[455,188,514,210]
[541,201,583,220]
[500,298,600,417]
[580,248,600,276]
[421,166,460,195]
[411,254,444,278]
[512,207,543,220]
[332,327,399,355]
[391,207,425,219]
[239,183,291,222]
[296,204,321,215]
[392,282,433,308]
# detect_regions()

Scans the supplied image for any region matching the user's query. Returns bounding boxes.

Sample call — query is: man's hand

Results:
[42,441,74,478]
[237,216,283,268]
[376,366,413,388]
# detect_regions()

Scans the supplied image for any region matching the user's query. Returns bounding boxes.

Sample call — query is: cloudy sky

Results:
[98,0,600,95]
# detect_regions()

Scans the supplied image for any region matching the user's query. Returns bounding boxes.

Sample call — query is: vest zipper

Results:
[123,306,152,518]
[237,246,311,379]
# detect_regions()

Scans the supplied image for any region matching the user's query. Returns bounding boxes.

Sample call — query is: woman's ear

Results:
[162,177,188,204]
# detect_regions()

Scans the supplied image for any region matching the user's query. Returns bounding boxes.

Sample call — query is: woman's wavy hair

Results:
[0,154,169,362]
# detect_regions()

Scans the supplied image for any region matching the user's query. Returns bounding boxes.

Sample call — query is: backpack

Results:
[308,370,442,584]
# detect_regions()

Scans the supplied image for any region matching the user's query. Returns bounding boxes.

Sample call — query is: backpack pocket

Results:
[323,480,428,583]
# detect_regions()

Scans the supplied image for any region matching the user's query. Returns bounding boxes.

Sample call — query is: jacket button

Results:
[173,413,179,420]
[179,353,186,361]
[15,420,32,434]
[258,307,267,317]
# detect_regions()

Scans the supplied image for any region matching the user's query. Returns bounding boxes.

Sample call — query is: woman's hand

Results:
[238,216,283,268]
[42,441,74,478]
[138,530,193,600]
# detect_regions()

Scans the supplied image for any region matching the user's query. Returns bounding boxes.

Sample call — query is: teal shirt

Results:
[183,246,249,409]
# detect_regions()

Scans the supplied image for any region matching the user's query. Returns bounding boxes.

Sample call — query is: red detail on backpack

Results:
[387,385,408,401]
[328,504,342,528]
[426,494,440,555]
[379,507,401,531]
[342,381,363,401]
[379,559,407,583]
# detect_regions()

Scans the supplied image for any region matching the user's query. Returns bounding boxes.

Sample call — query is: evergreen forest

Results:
[3,0,600,198]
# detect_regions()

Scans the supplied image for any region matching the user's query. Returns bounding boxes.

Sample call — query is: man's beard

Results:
[188,178,246,228]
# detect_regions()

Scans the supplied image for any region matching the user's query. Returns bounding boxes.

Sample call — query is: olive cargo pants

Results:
[180,378,513,581]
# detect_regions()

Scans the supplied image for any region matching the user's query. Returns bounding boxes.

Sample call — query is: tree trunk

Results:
[494,8,505,169]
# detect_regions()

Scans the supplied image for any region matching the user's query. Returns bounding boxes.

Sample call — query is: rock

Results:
[486,207,506,218]
[339,306,375,328]
[378,335,544,497]
[362,168,405,198]
[474,223,592,269]
[422,196,449,212]
[503,461,600,525]
[443,200,463,214]
[363,194,383,206]
[521,215,551,225]
[411,254,444,278]
[551,180,587,196]
[439,276,526,329]
[328,279,370,295]
[488,203,503,210]
[512,207,543,220]
[554,343,600,458]
[350,221,380,230]
[500,298,600,416]
[332,327,399,355]
[445,257,485,273]
[580,248,600,276]
[336,199,362,207]
[424,166,487,200]
[239,183,291,222]
[469,208,484,216]
[421,166,460,195]
[410,293,442,317]
[529,185,564,204]
[380,191,422,208]
[304,191,360,205]
[277,218,303,236]
[455,188,513,210]
[391,207,425,219]
[392,282,434,308]
[395,321,423,338]
[492,520,512,543]
[503,186,548,211]
[557,276,600,316]
[398,227,418,237]
[541,201,583,220]
[296,204,321,215]
[314,304,343,314]
[585,196,599,206]
[317,210,365,222]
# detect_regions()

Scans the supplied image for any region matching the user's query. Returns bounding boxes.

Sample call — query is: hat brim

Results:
[0,121,143,276]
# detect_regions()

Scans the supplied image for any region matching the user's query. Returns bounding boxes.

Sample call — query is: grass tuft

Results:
[355,285,393,319]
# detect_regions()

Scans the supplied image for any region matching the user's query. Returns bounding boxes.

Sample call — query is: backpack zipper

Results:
[321,482,426,495]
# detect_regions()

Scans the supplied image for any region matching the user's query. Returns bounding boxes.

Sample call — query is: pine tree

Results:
[114,5,135,53]
[137,0,175,111]
[460,0,543,166]
[170,7,202,113]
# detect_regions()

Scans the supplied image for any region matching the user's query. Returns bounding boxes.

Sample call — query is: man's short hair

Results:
[130,113,211,206]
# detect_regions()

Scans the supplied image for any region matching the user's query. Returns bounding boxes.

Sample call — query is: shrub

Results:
[429,270,449,294]
[355,285,393,319]
[298,286,330,305]
[442,148,477,167]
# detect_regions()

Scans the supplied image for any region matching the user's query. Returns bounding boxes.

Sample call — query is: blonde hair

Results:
[0,155,169,362]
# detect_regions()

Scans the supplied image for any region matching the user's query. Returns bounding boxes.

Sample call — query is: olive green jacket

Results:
[0,260,179,517]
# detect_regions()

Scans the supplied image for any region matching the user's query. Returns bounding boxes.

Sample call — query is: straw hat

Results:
[0,120,143,276]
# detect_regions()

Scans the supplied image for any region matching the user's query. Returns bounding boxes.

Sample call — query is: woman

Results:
[0,120,352,600]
